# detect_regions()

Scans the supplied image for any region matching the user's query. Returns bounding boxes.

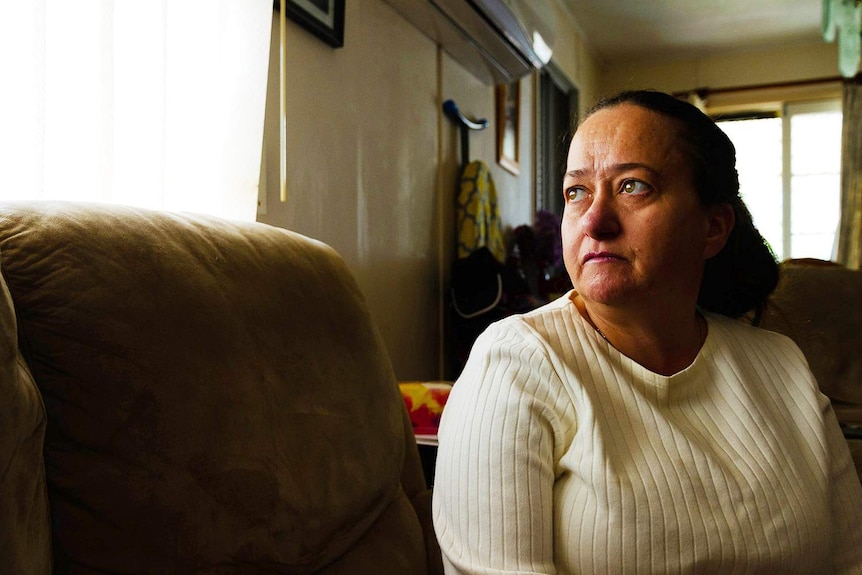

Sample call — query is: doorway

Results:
[536,63,578,218]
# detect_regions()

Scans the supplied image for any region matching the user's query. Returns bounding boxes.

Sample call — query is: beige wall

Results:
[258,0,599,380]
[255,1,841,382]
[599,41,841,108]
[548,2,602,118]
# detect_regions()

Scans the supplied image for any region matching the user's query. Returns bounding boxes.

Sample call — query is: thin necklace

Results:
[594,325,611,343]
[594,313,706,347]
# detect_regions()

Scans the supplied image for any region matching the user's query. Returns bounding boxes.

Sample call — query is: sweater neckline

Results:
[562,290,714,383]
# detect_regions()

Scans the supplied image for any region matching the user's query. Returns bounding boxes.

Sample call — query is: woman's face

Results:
[562,103,730,310]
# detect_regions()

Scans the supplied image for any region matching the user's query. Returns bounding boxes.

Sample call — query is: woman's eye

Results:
[621,180,650,195]
[565,187,586,203]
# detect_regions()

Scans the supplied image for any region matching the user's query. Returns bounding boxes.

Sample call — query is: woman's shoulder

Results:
[706,311,798,342]
[467,292,584,370]
[472,292,582,355]
[703,311,809,366]
[450,294,580,436]
[495,290,579,330]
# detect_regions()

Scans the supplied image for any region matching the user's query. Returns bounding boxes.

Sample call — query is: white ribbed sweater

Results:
[432,293,862,575]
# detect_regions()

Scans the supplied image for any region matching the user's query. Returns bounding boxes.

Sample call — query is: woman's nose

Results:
[580,193,621,239]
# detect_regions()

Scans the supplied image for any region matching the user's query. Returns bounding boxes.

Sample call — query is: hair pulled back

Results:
[583,90,778,320]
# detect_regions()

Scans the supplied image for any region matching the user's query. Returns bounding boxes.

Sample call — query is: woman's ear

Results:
[703,203,735,259]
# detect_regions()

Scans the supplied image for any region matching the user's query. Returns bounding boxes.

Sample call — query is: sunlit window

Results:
[0,1,271,221]
[716,100,842,262]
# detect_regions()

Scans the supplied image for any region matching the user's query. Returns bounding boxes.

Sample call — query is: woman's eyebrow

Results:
[565,162,661,179]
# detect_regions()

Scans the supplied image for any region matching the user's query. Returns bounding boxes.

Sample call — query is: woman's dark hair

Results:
[584,90,779,321]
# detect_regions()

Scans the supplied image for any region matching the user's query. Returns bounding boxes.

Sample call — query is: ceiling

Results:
[559,0,826,66]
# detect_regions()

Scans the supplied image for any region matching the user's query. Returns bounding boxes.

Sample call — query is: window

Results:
[0,1,271,221]
[716,100,842,262]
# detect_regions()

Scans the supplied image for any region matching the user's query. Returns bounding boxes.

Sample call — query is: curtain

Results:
[837,79,862,268]
[0,0,272,222]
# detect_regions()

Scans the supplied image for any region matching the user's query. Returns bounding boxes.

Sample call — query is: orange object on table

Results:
[399,381,453,441]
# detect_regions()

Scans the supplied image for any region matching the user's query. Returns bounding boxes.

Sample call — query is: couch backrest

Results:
[0,201,440,574]
[760,260,862,407]
[759,259,862,480]
[0,218,51,574]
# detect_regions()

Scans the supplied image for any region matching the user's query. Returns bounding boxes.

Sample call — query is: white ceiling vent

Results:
[383,0,555,85]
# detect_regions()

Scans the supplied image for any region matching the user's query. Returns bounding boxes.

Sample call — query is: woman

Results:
[432,90,862,574]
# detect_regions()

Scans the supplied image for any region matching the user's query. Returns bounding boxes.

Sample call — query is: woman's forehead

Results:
[577,104,681,143]
[569,105,683,166]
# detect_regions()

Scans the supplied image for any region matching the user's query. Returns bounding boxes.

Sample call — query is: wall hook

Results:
[443,99,489,167]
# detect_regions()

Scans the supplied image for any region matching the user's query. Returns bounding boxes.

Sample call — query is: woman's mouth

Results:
[583,251,624,264]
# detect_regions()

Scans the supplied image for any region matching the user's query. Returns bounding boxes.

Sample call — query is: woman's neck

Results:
[571,292,707,376]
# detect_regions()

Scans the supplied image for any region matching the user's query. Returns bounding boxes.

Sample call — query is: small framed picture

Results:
[496,81,520,175]
[279,0,345,48]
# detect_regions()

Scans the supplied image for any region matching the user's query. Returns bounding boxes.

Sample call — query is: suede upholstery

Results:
[0,252,51,573]
[0,201,442,574]
[759,259,862,480]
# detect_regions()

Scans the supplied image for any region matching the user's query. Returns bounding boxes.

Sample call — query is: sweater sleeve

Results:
[432,320,568,575]
[821,393,862,573]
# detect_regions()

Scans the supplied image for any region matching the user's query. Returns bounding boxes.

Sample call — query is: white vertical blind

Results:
[0,0,272,221]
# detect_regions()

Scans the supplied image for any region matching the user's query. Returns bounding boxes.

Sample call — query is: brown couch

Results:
[0,202,442,574]
[760,258,862,481]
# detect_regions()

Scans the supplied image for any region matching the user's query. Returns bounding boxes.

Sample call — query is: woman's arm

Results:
[821,395,862,574]
[432,321,567,575]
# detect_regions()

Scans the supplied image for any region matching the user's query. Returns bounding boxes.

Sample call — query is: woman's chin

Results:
[576,276,636,306]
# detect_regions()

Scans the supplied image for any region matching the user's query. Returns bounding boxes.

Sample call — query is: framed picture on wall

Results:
[277,0,345,48]
[496,81,520,175]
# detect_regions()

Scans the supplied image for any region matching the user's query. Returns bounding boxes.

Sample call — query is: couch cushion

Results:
[760,261,862,406]
[0,267,51,573]
[0,201,428,573]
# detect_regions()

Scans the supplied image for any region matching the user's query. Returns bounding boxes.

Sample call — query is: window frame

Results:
[714,97,842,261]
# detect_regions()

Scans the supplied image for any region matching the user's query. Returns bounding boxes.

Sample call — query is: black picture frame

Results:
[275,0,345,48]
